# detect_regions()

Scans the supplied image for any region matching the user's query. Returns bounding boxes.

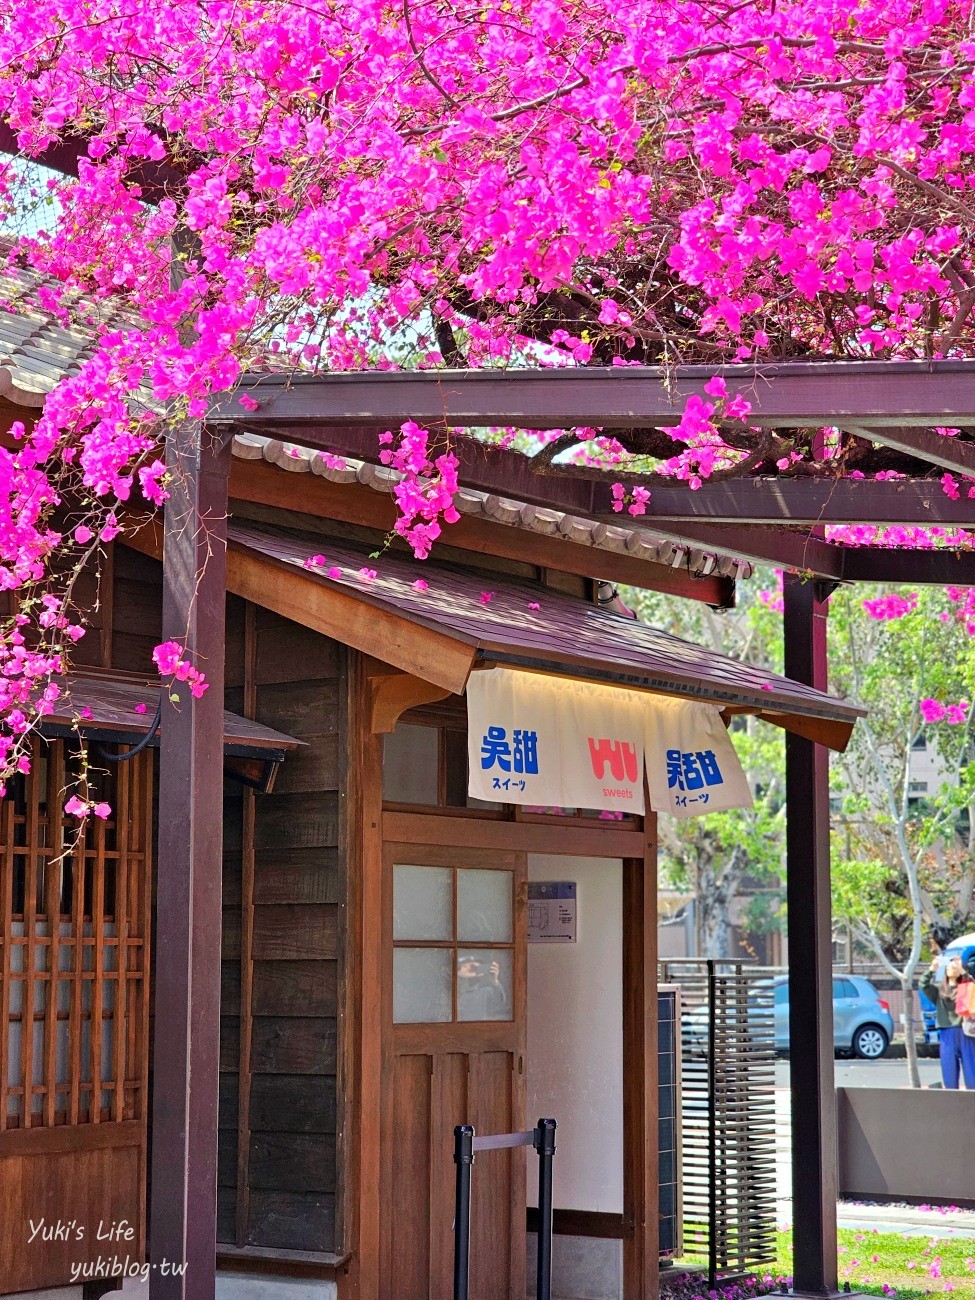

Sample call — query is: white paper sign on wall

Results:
[527,882,577,943]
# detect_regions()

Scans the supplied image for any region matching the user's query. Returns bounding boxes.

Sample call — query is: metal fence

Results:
[659,960,778,1283]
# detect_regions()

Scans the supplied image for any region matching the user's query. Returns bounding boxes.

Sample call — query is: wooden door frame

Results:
[339,657,659,1300]
[380,841,527,1300]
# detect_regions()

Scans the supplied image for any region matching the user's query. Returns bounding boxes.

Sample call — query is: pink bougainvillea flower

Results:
[64,795,110,819]
[528,601,540,611]
[412,579,429,591]
[358,568,377,581]
[327,566,342,579]
[134,702,148,715]
[0,0,974,795]
[152,641,208,696]
[480,592,493,604]
[920,699,948,723]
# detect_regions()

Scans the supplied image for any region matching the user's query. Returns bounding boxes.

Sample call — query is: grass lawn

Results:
[769,1227,975,1298]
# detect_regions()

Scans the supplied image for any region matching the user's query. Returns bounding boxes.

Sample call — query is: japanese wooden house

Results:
[0,269,873,1300]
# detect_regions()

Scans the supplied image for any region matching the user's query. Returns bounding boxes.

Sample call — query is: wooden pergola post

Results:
[782,574,840,1297]
[149,421,230,1299]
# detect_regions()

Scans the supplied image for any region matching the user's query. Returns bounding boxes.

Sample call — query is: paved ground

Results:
[773,1055,942,1090]
[772,1054,975,1240]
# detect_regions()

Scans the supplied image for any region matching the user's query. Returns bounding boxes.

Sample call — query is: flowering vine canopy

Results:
[0,0,973,799]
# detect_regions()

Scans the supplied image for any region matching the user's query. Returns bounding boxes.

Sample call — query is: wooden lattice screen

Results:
[0,737,152,1130]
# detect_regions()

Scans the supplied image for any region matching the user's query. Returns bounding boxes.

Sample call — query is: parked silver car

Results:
[682,974,895,1060]
[769,975,894,1059]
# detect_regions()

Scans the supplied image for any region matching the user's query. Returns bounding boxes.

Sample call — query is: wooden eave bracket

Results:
[367,665,453,733]
[758,710,855,753]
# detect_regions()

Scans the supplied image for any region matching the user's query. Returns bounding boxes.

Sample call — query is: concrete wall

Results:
[838,1086,975,1206]
[526,855,624,1300]
[526,855,624,1215]
[526,1233,621,1300]
[114,1277,336,1300]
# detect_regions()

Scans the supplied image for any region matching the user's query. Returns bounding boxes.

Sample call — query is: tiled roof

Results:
[231,433,754,581]
[0,259,145,407]
[230,521,863,741]
[0,256,753,580]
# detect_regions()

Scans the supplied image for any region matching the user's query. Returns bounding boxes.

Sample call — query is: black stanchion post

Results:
[534,1118,557,1300]
[453,1124,475,1300]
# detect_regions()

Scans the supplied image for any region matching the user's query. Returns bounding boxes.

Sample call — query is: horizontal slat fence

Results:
[659,960,777,1284]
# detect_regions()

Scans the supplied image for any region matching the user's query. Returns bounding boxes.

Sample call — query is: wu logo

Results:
[587,738,638,783]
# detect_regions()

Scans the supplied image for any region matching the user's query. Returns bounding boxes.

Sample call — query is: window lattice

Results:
[0,739,152,1129]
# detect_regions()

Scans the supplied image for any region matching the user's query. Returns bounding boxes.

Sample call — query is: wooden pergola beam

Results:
[627,477,975,526]
[209,360,975,430]
[842,546,975,584]
[843,424,975,477]
[629,520,975,583]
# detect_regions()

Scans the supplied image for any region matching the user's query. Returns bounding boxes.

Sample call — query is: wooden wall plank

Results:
[219,603,346,1259]
[254,680,340,737]
[253,849,340,905]
[250,1018,337,1074]
[247,1190,336,1252]
[249,1132,337,1192]
[252,904,338,961]
[255,794,340,852]
[252,961,338,1018]
[249,1075,337,1133]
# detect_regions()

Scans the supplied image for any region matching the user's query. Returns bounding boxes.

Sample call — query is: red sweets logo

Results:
[587,738,639,784]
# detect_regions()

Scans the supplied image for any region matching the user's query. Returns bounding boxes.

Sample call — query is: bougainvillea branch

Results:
[0,0,973,797]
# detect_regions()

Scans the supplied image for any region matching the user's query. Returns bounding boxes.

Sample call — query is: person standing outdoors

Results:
[921,948,975,1089]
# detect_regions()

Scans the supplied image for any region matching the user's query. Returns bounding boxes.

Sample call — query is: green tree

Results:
[629,586,787,959]
[828,584,975,1086]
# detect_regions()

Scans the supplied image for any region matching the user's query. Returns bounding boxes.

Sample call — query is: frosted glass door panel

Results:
[457,949,513,1022]
[457,868,512,943]
[393,864,453,941]
[393,948,452,1023]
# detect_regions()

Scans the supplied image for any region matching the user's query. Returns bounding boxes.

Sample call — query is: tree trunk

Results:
[698,845,748,959]
[901,976,922,1089]
[701,903,733,959]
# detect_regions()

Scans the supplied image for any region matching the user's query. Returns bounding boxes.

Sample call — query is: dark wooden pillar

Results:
[783,575,838,1297]
[150,421,231,1299]
[622,810,659,1300]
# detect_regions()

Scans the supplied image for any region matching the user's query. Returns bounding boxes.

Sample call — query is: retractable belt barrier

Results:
[453,1117,557,1300]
